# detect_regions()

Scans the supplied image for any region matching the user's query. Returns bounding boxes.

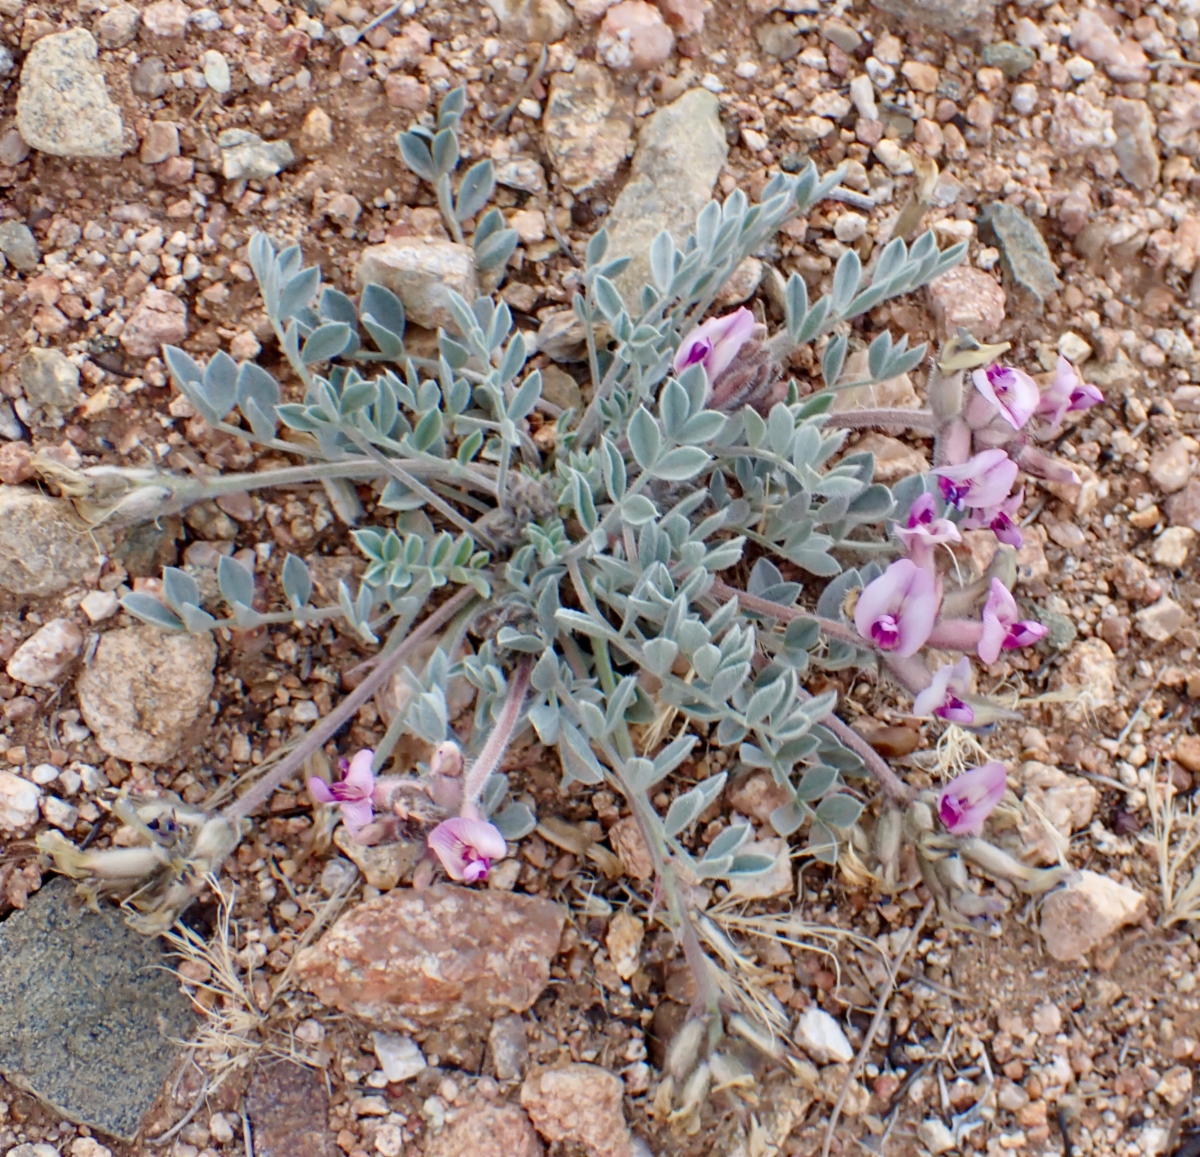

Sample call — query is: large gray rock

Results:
[979,202,1061,313]
[542,60,633,194]
[870,0,995,39]
[356,236,479,331]
[77,626,217,764]
[217,128,294,180]
[0,878,194,1140]
[16,29,125,159]
[19,347,81,410]
[0,487,108,596]
[604,87,728,305]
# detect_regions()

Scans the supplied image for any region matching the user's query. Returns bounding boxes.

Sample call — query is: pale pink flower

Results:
[913,657,975,725]
[308,749,375,838]
[673,307,756,382]
[979,578,1047,664]
[1037,355,1104,429]
[895,493,962,554]
[962,488,1024,549]
[854,559,939,658]
[971,363,1041,430]
[427,816,508,883]
[1014,444,1080,487]
[933,449,1019,512]
[937,762,1008,836]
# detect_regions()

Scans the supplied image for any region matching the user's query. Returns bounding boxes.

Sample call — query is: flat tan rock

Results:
[1040,870,1146,962]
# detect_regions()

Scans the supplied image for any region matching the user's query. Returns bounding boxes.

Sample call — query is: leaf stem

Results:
[223,585,476,821]
[461,656,533,819]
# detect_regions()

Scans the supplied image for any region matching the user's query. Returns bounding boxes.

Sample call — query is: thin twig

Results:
[242,1112,255,1157]
[223,585,476,821]
[147,1078,209,1144]
[821,900,933,1157]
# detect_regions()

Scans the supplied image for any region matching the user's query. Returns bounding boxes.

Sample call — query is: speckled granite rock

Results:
[0,878,193,1140]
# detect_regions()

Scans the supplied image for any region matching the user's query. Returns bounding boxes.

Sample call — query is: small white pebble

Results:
[42,795,79,830]
[517,97,541,119]
[1065,55,1095,81]
[833,211,868,242]
[735,60,758,78]
[58,768,82,795]
[1011,82,1038,116]
[295,1018,326,1045]
[976,246,1000,271]
[30,763,60,785]
[701,72,724,93]
[80,589,120,623]
[209,1113,236,1144]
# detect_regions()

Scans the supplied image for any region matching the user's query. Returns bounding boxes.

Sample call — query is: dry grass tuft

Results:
[1147,777,1200,926]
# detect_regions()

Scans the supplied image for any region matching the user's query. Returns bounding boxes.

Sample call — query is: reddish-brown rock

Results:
[119,287,187,358]
[926,265,1006,339]
[246,1061,335,1157]
[520,1064,634,1157]
[294,885,564,1029]
[425,1103,543,1157]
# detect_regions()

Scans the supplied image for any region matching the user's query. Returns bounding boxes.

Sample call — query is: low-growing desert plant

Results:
[38,88,1099,1085]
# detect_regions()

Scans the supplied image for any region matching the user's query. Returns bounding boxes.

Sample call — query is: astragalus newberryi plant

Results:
[35,88,1103,1098]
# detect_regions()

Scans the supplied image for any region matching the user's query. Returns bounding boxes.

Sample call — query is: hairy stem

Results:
[224,585,476,821]
[460,656,533,819]
[803,693,914,805]
[825,408,936,433]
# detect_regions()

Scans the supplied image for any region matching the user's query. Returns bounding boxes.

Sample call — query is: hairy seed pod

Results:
[927,366,964,422]
[937,851,969,893]
[666,1016,706,1082]
[727,1013,783,1060]
[874,806,903,889]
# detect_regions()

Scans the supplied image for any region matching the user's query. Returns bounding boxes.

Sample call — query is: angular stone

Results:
[94,3,140,47]
[605,87,727,305]
[1017,761,1098,866]
[1040,870,1146,962]
[1111,98,1159,191]
[16,30,125,159]
[870,0,995,40]
[605,910,644,980]
[246,1062,335,1157]
[1135,596,1187,642]
[19,347,81,410]
[1149,438,1192,494]
[140,120,180,165]
[143,0,190,35]
[489,1014,531,1081]
[7,618,83,687]
[607,814,654,880]
[0,878,193,1140]
[130,56,169,98]
[294,885,565,1029]
[926,265,1006,339]
[1052,637,1117,722]
[425,1102,544,1157]
[483,0,573,40]
[1167,479,1200,531]
[0,221,40,272]
[979,202,1061,312]
[333,823,419,890]
[794,1007,854,1064]
[1070,8,1149,82]
[372,1032,426,1082]
[982,41,1035,79]
[356,237,479,332]
[542,60,632,194]
[217,128,294,181]
[0,487,107,597]
[120,287,188,358]
[0,770,41,833]
[520,1064,634,1157]
[598,0,674,72]
[77,627,217,764]
[1154,526,1195,568]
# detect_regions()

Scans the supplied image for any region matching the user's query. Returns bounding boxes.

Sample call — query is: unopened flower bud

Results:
[431,740,464,779]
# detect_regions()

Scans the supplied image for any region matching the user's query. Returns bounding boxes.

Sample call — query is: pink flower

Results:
[913,657,975,725]
[1014,444,1080,487]
[427,816,508,883]
[854,559,939,658]
[962,488,1024,549]
[933,449,1019,512]
[673,307,756,382]
[937,762,1008,836]
[978,579,1048,664]
[1037,356,1104,428]
[971,363,1040,430]
[308,749,375,838]
[895,492,962,572]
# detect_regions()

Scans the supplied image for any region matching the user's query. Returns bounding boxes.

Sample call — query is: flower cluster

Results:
[855,353,1100,751]
[308,742,509,885]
